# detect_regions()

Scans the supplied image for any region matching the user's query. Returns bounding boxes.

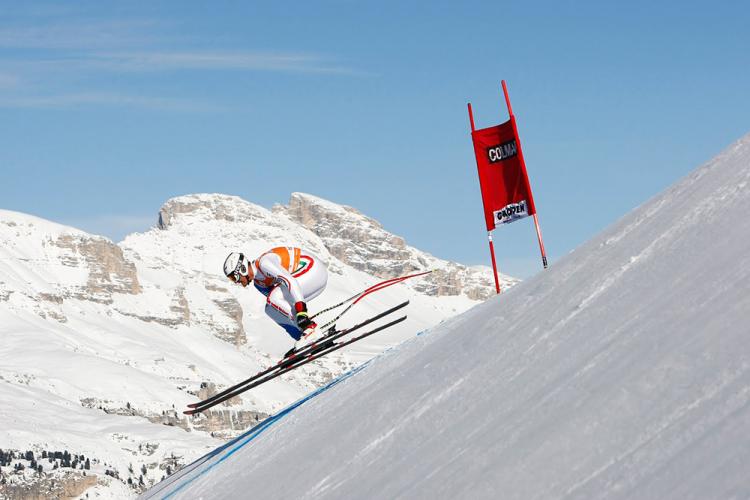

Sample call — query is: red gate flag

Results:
[467,81,548,295]
[471,120,537,231]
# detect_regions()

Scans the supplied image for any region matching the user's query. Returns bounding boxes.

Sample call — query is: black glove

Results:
[294,301,313,330]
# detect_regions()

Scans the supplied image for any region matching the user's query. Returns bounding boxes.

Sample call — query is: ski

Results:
[184,300,409,414]
[278,299,407,363]
[184,314,406,415]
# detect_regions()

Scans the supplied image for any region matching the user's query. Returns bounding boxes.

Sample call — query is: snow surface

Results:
[146,133,750,500]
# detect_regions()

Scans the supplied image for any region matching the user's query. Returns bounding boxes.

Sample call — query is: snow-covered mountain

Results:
[146,132,750,500]
[0,193,506,498]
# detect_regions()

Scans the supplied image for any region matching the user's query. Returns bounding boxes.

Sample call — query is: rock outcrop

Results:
[53,234,141,302]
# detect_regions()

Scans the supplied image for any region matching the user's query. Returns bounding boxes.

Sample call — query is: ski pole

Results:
[311,270,432,320]
[314,271,432,330]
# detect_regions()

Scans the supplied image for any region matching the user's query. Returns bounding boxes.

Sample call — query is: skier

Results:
[223,246,328,355]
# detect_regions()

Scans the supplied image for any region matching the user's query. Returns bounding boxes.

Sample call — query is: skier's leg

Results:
[294,252,328,303]
[264,286,300,340]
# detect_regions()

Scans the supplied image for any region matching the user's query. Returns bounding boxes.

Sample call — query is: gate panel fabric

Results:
[471,120,536,231]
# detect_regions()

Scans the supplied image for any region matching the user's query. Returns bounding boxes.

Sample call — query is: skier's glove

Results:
[294,301,313,330]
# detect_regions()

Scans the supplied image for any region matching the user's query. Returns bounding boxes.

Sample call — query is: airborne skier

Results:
[223,246,328,354]
[186,259,427,414]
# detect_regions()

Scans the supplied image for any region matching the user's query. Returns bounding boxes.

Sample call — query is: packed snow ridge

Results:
[148,133,750,500]
[0,193,506,498]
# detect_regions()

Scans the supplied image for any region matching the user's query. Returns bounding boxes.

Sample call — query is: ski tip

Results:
[183,408,198,416]
[186,403,198,408]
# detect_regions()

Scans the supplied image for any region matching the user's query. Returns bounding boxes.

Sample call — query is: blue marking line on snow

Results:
[159,361,373,499]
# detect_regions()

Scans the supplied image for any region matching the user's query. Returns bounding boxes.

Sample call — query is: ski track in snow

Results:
[561,362,750,499]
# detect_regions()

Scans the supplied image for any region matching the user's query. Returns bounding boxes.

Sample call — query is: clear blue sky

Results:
[2,1,748,278]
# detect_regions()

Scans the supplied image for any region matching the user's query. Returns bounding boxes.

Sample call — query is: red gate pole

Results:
[468,102,502,293]
[487,232,502,293]
[501,80,549,269]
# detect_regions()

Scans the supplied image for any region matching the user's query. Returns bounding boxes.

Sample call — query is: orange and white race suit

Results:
[252,246,328,339]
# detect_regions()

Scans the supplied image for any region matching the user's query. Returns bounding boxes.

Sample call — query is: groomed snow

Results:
[148,133,750,500]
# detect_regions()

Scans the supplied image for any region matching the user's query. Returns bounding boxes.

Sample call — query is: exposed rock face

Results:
[0,471,98,500]
[0,214,141,317]
[278,193,513,300]
[158,197,238,229]
[210,301,245,345]
[414,267,498,301]
[282,195,413,276]
[192,409,268,438]
[157,194,285,232]
[53,234,141,303]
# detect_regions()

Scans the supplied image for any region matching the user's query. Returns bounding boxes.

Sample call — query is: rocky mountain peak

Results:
[157,194,271,230]
[280,192,409,269]
[276,193,514,300]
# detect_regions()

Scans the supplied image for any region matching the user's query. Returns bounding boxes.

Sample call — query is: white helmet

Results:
[223,252,250,282]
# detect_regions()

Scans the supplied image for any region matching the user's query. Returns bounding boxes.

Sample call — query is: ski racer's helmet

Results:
[223,252,250,282]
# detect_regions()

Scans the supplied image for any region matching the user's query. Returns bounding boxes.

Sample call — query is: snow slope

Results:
[147,133,750,500]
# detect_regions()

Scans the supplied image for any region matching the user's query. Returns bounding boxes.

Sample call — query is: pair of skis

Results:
[184,300,409,415]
